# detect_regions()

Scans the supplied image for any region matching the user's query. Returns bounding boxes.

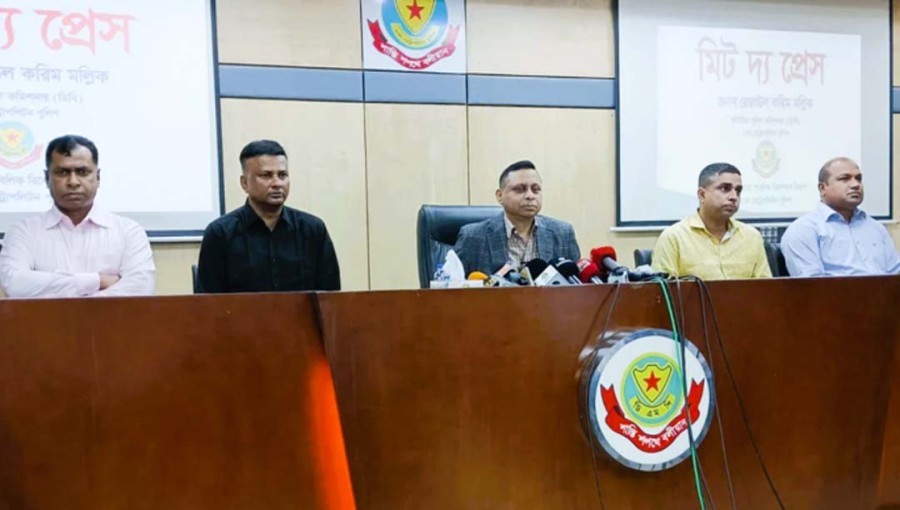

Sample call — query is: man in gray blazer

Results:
[454,160,581,275]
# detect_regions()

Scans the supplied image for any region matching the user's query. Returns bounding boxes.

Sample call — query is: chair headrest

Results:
[419,205,503,246]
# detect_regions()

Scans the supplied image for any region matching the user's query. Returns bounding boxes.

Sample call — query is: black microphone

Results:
[525,258,570,286]
[521,258,548,285]
[552,258,584,285]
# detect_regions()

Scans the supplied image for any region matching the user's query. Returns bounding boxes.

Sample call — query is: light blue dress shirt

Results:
[781,202,900,277]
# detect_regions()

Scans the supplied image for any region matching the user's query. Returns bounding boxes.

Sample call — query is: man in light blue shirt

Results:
[781,157,900,277]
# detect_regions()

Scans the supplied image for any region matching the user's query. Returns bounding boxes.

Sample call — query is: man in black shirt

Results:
[197,140,340,293]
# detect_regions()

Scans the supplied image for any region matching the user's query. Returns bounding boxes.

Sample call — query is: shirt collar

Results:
[687,211,736,240]
[42,205,110,229]
[239,201,292,227]
[815,201,865,223]
[503,214,540,239]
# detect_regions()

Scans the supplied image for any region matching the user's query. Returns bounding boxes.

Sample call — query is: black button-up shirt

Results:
[197,203,340,293]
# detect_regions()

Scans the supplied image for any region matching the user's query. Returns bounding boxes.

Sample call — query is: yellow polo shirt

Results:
[651,212,772,280]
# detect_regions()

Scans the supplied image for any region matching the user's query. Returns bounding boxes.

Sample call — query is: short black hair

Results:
[45,134,98,168]
[818,157,858,184]
[698,162,740,187]
[239,139,287,169]
[499,160,537,188]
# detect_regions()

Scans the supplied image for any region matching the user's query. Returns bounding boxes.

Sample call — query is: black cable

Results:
[681,275,738,510]
[583,282,623,510]
[673,277,716,510]
[694,278,786,510]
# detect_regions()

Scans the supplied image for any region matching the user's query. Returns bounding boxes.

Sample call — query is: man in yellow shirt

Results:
[651,163,771,280]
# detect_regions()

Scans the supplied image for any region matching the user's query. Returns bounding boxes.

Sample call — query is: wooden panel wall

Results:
[142,0,900,294]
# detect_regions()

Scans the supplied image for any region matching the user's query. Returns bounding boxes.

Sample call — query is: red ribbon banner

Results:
[367,20,459,70]
[0,146,42,169]
[601,380,706,454]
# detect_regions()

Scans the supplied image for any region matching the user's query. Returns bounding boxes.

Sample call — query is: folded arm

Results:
[0,222,100,298]
[92,221,155,297]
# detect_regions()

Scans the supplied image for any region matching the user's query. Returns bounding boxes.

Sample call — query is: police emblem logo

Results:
[391,0,438,41]
[0,121,42,169]
[363,0,465,72]
[752,140,780,178]
[580,329,715,471]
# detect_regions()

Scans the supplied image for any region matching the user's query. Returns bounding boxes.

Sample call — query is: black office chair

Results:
[633,249,653,267]
[757,225,787,245]
[191,264,200,293]
[764,242,789,277]
[416,204,502,289]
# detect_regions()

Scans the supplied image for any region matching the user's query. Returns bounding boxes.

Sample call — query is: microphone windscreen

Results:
[524,258,548,277]
[467,271,489,281]
[553,258,580,278]
[590,246,618,267]
[576,259,602,283]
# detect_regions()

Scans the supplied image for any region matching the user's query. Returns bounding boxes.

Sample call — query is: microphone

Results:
[552,258,583,285]
[518,267,535,285]
[575,258,603,284]
[630,265,669,282]
[521,258,548,286]
[590,246,619,276]
[590,246,630,283]
[485,263,519,287]
[505,269,529,286]
[528,258,570,286]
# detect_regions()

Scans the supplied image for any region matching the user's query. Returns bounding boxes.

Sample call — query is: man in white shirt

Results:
[0,134,155,298]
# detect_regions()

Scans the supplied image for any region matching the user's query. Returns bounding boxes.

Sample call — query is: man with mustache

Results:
[453,160,580,276]
[0,134,155,298]
[197,139,340,292]
[781,157,900,276]
[652,162,771,280]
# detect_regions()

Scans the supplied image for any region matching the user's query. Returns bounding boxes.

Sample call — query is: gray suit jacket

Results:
[453,213,581,275]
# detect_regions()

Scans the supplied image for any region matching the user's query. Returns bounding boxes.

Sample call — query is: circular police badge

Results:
[581,329,715,471]
[0,121,42,170]
[752,139,780,178]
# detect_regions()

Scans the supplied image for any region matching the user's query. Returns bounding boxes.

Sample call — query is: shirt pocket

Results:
[853,238,886,269]
[276,245,312,290]
[94,253,123,274]
[819,235,854,268]
[90,234,124,273]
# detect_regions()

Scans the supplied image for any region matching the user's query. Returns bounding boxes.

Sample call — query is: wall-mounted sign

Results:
[361,0,467,73]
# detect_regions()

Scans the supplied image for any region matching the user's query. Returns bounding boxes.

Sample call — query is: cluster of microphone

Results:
[466,247,668,287]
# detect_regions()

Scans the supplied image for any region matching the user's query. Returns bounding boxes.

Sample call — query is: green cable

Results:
[654,278,707,510]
